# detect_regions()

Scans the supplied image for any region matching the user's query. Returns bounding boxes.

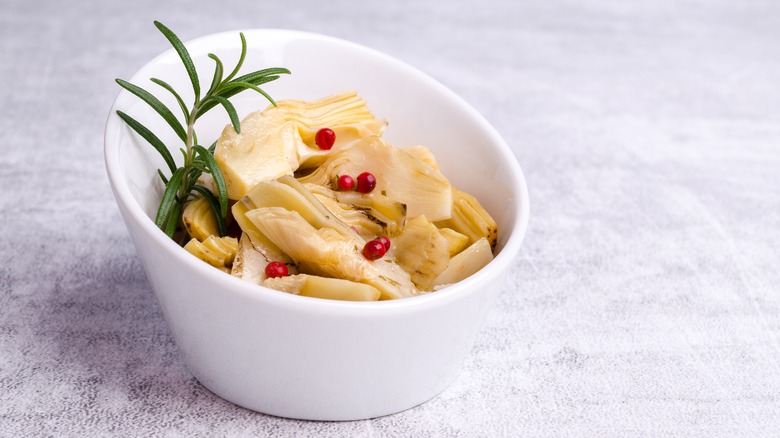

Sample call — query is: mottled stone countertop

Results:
[2,0,778,436]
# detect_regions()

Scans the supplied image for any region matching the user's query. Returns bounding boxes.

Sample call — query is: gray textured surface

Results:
[2,0,779,436]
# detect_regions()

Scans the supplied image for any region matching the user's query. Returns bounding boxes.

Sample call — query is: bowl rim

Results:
[104,28,530,312]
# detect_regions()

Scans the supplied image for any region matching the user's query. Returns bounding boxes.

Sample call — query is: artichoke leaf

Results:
[232,201,295,266]
[273,90,385,145]
[305,183,407,238]
[438,227,470,257]
[298,136,452,221]
[432,237,493,288]
[263,274,381,301]
[182,196,218,241]
[241,176,358,241]
[184,235,239,272]
[402,145,439,170]
[393,216,451,291]
[435,188,498,251]
[232,232,298,284]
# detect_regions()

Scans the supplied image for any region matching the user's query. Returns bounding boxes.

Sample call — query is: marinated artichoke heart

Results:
[240,175,356,239]
[263,274,381,301]
[246,206,417,300]
[298,136,453,221]
[432,237,493,288]
[230,179,312,285]
[184,235,239,273]
[231,232,299,284]
[277,91,387,163]
[436,188,498,251]
[304,183,407,239]
[231,233,265,284]
[214,91,385,200]
[401,145,440,169]
[438,227,471,257]
[232,202,293,259]
[393,216,451,291]
[182,196,218,242]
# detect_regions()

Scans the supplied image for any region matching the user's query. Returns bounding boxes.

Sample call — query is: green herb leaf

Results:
[165,201,182,238]
[231,67,291,84]
[223,32,247,83]
[219,81,277,106]
[199,75,283,114]
[116,110,177,173]
[154,21,200,102]
[206,53,224,96]
[156,167,185,228]
[193,145,228,217]
[198,95,240,133]
[188,162,209,174]
[150,77,190,124]
[186,167,202,188]
[115,79,187,142]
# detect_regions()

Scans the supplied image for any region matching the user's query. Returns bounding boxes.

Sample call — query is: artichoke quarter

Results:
[393,215,451,291]
[245,206,418,300]
[181,196,218,242]
[298,136,453,222]
[263,274,381,301]
[435,188,498,251]
[438,227,471,257]
[240,175,356,240]
[304,183,407,239]
[231,232,298,284]
[432,237,493,288]
[183,235,239,273]
[214,91,385,200]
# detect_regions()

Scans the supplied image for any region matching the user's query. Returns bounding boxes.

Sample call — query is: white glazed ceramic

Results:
[105,29,529,421]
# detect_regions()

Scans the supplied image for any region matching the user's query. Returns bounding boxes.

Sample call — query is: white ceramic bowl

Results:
[105,29,529,421]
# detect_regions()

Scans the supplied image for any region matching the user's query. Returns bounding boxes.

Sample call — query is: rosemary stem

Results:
[180,106,199,200]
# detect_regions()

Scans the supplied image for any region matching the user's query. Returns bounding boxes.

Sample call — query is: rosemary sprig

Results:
[116,21,290,239]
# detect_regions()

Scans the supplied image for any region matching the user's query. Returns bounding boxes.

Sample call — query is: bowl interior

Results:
[107,29,528,283]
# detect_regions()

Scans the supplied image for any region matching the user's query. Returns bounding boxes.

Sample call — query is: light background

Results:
[1,0,779,436]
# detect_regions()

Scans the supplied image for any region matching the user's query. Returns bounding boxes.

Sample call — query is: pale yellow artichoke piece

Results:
[298,136,452,221]
[245,207,418,300]
[438,227,470,257]
[242,176,357,241]
[231,233,298,284]
[272,91,387,166]
[432,237,493,288]
[402,145,439,170]
[393,216,451,291]
[435,188,498,251]
[305,183,407,238]
[215,115,302,200]
[263,274,381,301]
[214,91,385,200]
[231,233,266,284]
[182,196,218,241]
[184,235,239,272]
[232,202,296,266]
